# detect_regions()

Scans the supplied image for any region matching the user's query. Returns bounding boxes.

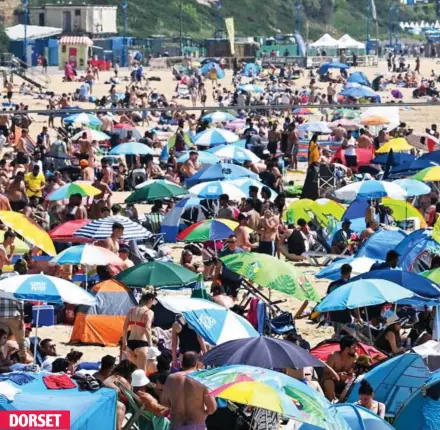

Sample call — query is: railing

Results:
[10,56,51,88]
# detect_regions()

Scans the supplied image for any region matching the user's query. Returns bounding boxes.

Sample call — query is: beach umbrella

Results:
[71,129,110,141]
[229,178,278,201]
[200,62,225,79]
[111,124,143,140]
[125,180,188,203]
[298,122,332,134]
[192,129,239,147]
[116,261,197,288]
[188,181,247,200]
[51,244,122,266]
[340,86,378,99]
[238,84,264,93]
[332,108,360,120]
[372,153,415,166]
[176,151,221,164]
[189,365,348,429]
[283,198,344,226]
[412,166,440,182]
[46,182,101,201]
[221,252,320,301]
[242,63,261,76]
[205,139,246,153]
[210,145,261,163]
[376,138,412,154]
[293,107,318,115]
[177,218,244,242]
[225,119,247,131]
[73,215,151,241]
[163,132,193,152]
[349,269,440,299]
[202,111,237,123]
[328,119,360,130]
[158,297,258,345]
[331,404,395,430]
[64,113,102,127]
[316,257,381,281]
[202,336,324,369]
[49,219,92,243]
[335,180,407,201]
[380,198,426,226]
[316,279,414,312]
[0,211,56,256]
[185,163,258,187]
[360,116,390,126]
[393,179,431,197]
[109,142,153,155]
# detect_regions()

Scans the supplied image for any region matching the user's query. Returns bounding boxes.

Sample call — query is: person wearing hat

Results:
[374,312,406,355]
[131,369,169,418]
[118,245,134,270]
[146,346,161,375]
[80,159,94,182]
[331,219,353,254]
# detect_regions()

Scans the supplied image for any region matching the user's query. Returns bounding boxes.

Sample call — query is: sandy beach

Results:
[17,57,440,361]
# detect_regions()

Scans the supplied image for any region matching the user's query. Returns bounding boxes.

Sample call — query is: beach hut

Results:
[58,36,93,70]
[393,371,440,430]
[70,279,136,346]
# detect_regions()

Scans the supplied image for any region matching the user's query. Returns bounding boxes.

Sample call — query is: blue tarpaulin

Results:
[0,373,117,430]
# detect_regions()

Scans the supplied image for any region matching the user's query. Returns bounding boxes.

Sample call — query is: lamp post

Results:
[388,5,395,48]
[23,0,29,64]
[395,7,400,46]
[179,0,183,56]
[295,2,302,33]
[366,4,371,44]
[122,1,128,67]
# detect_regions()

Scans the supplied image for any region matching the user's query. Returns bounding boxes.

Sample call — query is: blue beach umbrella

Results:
[192,129,239,147]
[109,142,153,155]
[202,111,237,123]
[372,153,415,166]
[332,404,394,430]
[316,257,381,281]
[340,86,378,99]
[64,112,102,127]
[238,84,265,93]
[206,139,246,153]
[335,180,407,201]
[229,178,278,201]
[316,279,414,312]
[177,151,220,164]
[157,297,258,345]
[211,145,261,163]
[188,180,247,200]
[393,179,431,197]
[242,63,261,76]
[185,163,258,187]
[200,62,225,79]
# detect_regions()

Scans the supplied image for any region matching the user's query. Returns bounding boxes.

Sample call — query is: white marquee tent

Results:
[310,33,339,48]
[337,34,365,49]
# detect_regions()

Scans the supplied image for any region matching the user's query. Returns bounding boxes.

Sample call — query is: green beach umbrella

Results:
[191,274,211,300]
[333,108,360,120]
[116,261,197,288]
[220,253,320,302]
[125,180,188,203]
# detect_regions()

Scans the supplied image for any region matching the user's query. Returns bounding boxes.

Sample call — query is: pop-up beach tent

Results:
[70,279,136,346]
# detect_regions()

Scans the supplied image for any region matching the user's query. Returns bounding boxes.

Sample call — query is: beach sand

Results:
[21,57,440,361]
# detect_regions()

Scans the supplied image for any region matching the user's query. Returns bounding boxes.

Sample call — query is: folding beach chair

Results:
[116,382,170,430]
[317,164,338,198]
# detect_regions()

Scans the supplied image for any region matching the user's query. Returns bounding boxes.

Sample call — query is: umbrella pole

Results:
[434,305,440,341]
[364,306,373,344]
[85,266,88,291]
[34,304,40,362]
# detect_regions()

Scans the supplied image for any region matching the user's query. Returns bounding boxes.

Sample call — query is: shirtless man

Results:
[97,222,124,254]
[90,172,113,219]
[234,213,256,252]
[6,171,28,212]
[322,336,358,401]
[161,351,217,430]
[15,129,30,167]
[181,151,201,179]
[77,132,91,161]
[0,109,10,138]
[80,159,95,182]
[258,208,279,256]
[0,231,15,272]
[101,160,114,188]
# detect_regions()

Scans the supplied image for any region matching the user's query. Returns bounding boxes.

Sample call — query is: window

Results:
[62,45,66,53]
[39,12,45,26]
[75,9,81,16]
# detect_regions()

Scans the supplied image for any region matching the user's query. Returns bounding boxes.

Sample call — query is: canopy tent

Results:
[70,280,136,347]
[396,229,440,273]
[6,24,62,41]
[0,373,116,430]
[309,33,339,48]
[337,34,365,49]
[319,62,350,76]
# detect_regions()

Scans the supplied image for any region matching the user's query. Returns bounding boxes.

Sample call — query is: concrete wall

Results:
[29,6,117,34]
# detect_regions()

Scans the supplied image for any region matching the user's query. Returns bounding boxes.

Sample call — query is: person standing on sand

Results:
[161,351,217,430]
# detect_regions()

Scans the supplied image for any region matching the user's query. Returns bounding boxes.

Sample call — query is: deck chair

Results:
[261,303,296,337]
[317,164,338,198]
[116,382,170,430]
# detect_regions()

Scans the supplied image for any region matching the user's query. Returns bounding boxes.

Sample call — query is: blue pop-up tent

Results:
[356,229,407,261]
[348,71,372,87]
[319,62,350,75]
[0,373,117,429]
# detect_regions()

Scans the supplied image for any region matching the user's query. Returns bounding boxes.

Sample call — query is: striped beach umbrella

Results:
[188,180,247,200]
[51,244,123,266]
[46,182,101,201]
[202,112,237,123]
[109,142,154,155]
[64,113,102,127]
[177,219,241,242]
[192,129,239,147]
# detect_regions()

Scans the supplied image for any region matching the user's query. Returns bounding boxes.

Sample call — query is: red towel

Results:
[43,374,76,390]
[247,298,259,329]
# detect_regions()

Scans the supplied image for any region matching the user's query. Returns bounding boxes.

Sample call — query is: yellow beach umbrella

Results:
[412,166,440,182]
[382,198,427,227]
[360,116,390,126]
[376,138,412,154]
[283,199,344,226]
[0,212,56,256]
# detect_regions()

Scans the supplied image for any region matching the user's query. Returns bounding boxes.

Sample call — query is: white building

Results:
[29,4,117,35]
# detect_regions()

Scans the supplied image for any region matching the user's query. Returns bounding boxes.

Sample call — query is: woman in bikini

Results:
[122,290,155,372]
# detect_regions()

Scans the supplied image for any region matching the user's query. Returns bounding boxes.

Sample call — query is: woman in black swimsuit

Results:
[122,290,155,372]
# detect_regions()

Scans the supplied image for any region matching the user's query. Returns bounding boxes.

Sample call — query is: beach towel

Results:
[0,381,21,401]
[43,374,76,390]
[0,373,35,386]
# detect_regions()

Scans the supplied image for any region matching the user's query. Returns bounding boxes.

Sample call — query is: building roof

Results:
[6,24,62,41]
[29,4,117,9]
[59,36,94,46]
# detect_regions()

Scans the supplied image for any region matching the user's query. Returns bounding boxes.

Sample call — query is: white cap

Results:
[131,369,150,388]
[147,347,162,360]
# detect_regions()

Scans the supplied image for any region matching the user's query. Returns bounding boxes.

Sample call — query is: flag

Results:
[224,17,235,56]
[371,0,377,22]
